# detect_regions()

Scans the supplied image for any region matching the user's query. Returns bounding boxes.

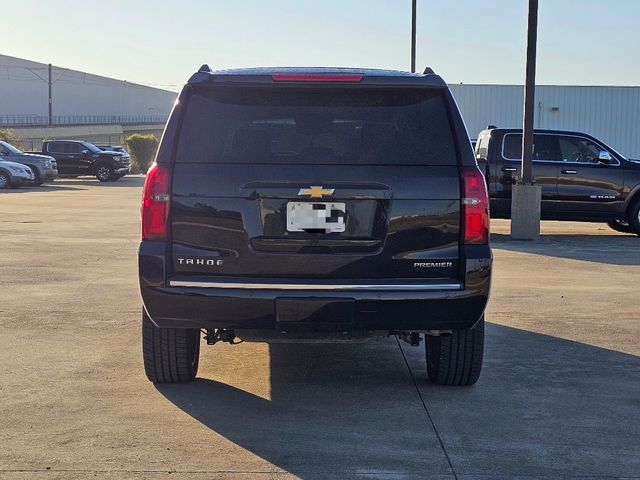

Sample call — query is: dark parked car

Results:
[96,145,131,165]
[0,141,58,185]
[475,127,640,235]
[139,66,492,386]
[28,140,131,182]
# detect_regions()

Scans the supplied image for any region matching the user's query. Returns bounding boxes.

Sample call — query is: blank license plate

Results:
[287,202,346,233]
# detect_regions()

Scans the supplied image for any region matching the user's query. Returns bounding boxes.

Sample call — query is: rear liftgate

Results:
[168,75,465,342]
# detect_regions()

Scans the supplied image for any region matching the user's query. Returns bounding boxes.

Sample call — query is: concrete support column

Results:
[511,184,542,240]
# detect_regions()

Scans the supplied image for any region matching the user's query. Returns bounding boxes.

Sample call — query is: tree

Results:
[0,129,20,145]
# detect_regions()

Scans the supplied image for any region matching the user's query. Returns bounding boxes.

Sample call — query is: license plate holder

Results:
[286,202,346,233]
[276,298,355,329]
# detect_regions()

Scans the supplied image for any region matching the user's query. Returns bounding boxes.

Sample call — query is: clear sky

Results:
[3,0,639,90]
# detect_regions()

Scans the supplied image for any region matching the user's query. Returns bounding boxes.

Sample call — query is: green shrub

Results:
[0,129,20,145]
[124,134,159,173]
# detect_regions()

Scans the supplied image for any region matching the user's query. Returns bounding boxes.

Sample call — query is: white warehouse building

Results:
[449,84,640,159]
[0,54,176,124]
[1,54,638,159]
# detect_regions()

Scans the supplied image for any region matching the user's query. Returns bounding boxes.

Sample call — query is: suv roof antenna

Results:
[198,64,212,73]
[423,67,435,75]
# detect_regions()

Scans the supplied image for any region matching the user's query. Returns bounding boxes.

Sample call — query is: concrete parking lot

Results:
[1,177,639,479]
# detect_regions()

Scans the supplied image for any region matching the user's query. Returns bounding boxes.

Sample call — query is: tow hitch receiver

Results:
[203,329,238,345]
[395,332,422,346]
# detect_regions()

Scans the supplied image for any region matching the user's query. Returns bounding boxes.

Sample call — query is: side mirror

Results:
[598,151,612,163]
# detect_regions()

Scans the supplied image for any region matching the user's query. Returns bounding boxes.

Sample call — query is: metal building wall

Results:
[0,54,177,120]
[449,84,640,159]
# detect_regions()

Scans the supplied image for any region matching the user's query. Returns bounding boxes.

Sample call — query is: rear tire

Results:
[607,219,633,234]
[628,200,640,237]
[426,316,484,386]
[142,309,200,383]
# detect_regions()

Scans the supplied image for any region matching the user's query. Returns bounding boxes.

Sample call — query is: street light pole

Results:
[511,0,541,240]
[521,0,538,185]
[411,0,417,73]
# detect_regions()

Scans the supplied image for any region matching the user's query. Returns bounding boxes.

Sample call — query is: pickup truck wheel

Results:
[607,219,633,234]
[96,165,113,182]
[32,169,43,186]
[142,309,200,383]
[0,172,9,189]
[628,201,640,236]
[426,317,484,386]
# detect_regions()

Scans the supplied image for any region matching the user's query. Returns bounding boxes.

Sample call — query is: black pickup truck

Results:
[139,66,492,386]
[29,140,131,182]
[475,127,640,235]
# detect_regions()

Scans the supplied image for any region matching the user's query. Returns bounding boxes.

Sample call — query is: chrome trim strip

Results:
[168,281,462,291]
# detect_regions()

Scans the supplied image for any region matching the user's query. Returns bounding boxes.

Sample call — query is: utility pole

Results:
[48,64,52,125]
[411,0,417,73]
[511,0,541,240]
[26,63,66,125]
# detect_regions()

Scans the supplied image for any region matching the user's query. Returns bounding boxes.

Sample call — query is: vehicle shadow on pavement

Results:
[0,184,85,193]
[158,338,454,479]
[491,232,640,265]
[157,325,640,479]
[401,324,640,478]
[53,176,145,188]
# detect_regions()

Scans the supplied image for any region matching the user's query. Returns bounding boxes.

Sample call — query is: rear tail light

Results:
[271,73,364,83]
[141,163,170,240]
[462,169,490,244]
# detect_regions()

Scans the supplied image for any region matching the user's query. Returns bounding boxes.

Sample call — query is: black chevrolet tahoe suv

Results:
[476,127,640,235]
[32,140,131,182]
[139,66,492,386]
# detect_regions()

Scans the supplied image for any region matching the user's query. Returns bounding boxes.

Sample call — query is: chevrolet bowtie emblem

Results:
[297,186,335,199]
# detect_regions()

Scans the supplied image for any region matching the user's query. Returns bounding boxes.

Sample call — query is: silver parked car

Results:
[0,160,35,189]
[0,141,58,186]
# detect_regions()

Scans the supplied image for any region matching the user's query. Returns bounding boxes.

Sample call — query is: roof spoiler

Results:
[187,66,447,87]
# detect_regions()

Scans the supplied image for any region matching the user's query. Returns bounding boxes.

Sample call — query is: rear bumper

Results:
[140,242,491,333]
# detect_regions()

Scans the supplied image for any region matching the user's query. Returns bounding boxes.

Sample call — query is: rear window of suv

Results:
[176,86,457,165]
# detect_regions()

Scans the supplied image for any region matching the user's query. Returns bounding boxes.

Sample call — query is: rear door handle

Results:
[502,167,517,172]
[562,169,577,174]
